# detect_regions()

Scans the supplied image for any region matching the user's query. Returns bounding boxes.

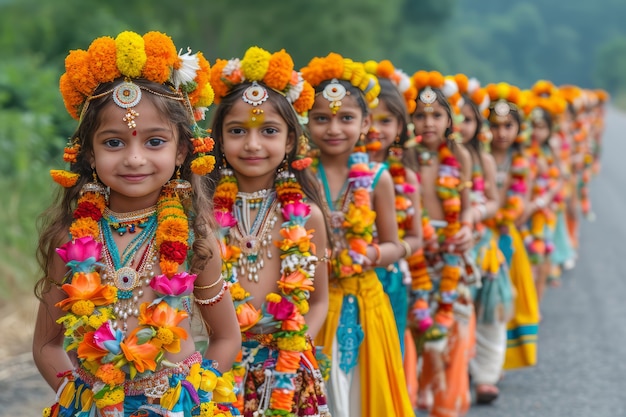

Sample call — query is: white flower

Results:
[396,70,411,93]
[442,78,459,98]
[172,47,200,89]
[286,73,304,104]
[223,58,241,77]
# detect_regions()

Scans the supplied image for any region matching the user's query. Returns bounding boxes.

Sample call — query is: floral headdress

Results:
[210,46,315,169]
[300,52,381,110]
[210,46,315,118]
[453,73,490,117]
[525,80,567,120]
[53,30,217,188]
[365,59,417,114]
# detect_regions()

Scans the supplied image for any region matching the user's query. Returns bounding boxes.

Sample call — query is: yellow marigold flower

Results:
[69,218,99,239]
[191,155,216,176]
[195,82,215,108]
[263,49,293,91]
[71,299,95,316]
[50,169,80,188]
[277,335,307,351]
[142,31,178,84]
[296,299,309,314]
[364,60,378,75]
[42,407,51,417]
[156,327,175,345]
[87,36,121,84]
[241,46,271,81]
[115,31,146,78]
[266,292,282,303]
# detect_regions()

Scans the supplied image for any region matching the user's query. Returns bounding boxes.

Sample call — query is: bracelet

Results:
[371,243,382,265]
[457,180,473,191]
[400,239,412,258]
[194,281,228,306]
[461,221,472,229]
[476,204,487,220]
[194,276,223,290]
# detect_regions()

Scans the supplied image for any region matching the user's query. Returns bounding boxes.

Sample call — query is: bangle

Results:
[194,276,223,290]
[461,221,472,229]
[477,204,487,220]
[194,281,228,306]
[400,239,412,258]
[371,243,382,265]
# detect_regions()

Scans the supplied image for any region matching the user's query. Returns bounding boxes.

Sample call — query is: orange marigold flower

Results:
[262,49,293,91]
[87,36,121,84]
[65,49,99,97]
[142,31,178,84]
[50,169,80,188]
[69,217,99,239]
[210,59,229,104]
[188,52,211,107]
[59,74,85,120]
[95,363,125,386]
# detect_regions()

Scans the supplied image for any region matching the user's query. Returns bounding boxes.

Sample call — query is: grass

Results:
[0,170,54,298]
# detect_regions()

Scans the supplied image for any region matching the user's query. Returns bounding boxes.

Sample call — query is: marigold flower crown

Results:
[365,59,417,114]
[300,52,381,109]
[210,46,315,119]
[452,73,490,116]
[53,30,217,188]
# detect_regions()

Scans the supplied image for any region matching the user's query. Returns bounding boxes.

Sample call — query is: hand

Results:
[447,224,473,253]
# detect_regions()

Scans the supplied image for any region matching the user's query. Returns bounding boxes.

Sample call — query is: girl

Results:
[301,53,414,417]
[484,83,540,370]
[365,60,423,355]
[365,60,423,410]
[33,31,241,417]
[405,71,475,417]
[456,74,513,404]
[208,46,331,417]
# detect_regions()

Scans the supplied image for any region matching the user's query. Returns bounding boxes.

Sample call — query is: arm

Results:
[402,167,424,256]
[477,152,501,221]
[194,235,242,373]
[303,203,329,339]
[369,169,401,267]
[32,253,75,391]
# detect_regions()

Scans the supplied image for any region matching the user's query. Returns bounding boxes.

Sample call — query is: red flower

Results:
[73,202,103,221]
[160,241,188,264]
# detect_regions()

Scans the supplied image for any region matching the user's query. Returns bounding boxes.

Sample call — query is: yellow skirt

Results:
[316,269,414,417]
[501,224,540,369]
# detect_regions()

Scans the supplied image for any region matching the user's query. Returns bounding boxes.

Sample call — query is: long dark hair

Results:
[35,78,214,299]
[208,82,331,245]
[462,96,485,169]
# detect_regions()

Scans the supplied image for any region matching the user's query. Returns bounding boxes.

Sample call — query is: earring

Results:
[79,168,109,202]
[277,155,289,174]
[164,166,191,199]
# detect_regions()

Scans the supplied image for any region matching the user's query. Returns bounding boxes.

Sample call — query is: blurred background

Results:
[2,0,626,348]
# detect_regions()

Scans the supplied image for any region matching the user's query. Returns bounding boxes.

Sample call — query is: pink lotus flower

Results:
[92,321,123,355]
[56,236,102,270]
[215,211,237,228]
[282,201,310,220]
[150,272,197,297]
[266,297,296,321]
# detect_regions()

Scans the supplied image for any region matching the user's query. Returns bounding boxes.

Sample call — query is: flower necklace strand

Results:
[213,168,318,416]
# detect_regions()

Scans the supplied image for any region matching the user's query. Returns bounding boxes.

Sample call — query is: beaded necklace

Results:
[103,205,156,236]
[232,189,278,282]
[54,180,198,410]
[213,168,318,416]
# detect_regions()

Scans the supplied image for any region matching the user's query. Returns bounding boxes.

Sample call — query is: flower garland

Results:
[213,168,319,416]
[522,142,557,264]
[408,213,436,333]
[52,30,217,189]
[53,183,236,416]
[310,140,377,280]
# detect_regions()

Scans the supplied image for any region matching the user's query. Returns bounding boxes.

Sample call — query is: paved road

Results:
[466,106,626,417]
[2,107,625,417]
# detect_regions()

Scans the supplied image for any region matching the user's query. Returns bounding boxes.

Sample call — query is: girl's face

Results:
[91,97,185,211]
[369,100,402,150]
[531,117,551,144]
[411,100,451,148]
[459,103,478,143]
[307,94,370,158]
[221,99,292,191]
[489,114,520,151]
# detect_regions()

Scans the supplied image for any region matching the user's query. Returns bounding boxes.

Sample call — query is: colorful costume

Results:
[314,150,414,417]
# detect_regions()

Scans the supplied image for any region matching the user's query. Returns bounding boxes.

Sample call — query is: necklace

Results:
[103,205,157,235]
[232,191,279,282]
[495,152,512,188]
[100,214,158,331]
[236,189,271,210]
[415,144,438,166]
